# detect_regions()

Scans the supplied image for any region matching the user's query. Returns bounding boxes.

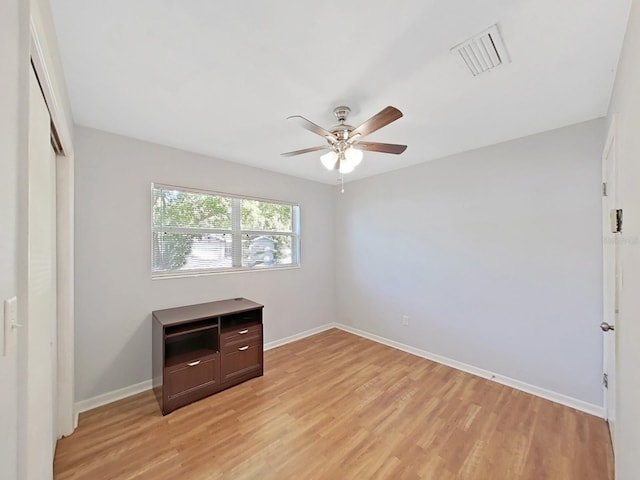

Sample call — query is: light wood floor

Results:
[54,329,613,479]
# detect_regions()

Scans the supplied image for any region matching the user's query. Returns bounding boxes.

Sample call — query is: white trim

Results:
[601,115,618,449]
[264,323,337,351]
[29,11,73,156]
[335,324,604,418]
[603,115,616,163]
[74,380,153,419]
[73,322,604,423]
[152,265,301,280]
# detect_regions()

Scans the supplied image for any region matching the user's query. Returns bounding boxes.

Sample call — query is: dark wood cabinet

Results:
[152,297,263,415]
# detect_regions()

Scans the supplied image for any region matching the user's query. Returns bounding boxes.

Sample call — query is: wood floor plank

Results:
[54,329,613,479]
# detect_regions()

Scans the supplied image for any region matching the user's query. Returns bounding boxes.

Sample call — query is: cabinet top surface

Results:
[152,297,263,326]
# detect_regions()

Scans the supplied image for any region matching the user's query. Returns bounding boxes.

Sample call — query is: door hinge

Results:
[603,373,609,389]
[615,209,623,233]
[602,182,608,196]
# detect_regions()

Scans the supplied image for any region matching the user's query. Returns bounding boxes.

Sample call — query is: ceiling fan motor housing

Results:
[331,106,353,140]
[333,106,351,122]
[331,125,353,141]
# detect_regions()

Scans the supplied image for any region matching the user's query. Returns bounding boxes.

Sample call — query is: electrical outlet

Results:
[402,315,410,326]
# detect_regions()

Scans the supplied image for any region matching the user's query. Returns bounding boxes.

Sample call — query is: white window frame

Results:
[151,183,301,278]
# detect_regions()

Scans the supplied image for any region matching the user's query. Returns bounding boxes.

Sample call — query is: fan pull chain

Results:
[341,173,344,193]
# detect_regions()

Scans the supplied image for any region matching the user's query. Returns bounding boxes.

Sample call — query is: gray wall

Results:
[74,127,336,401]
[0,0,27,478]
[334,119,605,406]
[607,2,640,477]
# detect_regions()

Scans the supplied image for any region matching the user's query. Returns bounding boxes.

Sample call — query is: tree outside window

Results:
[152,185,299,276]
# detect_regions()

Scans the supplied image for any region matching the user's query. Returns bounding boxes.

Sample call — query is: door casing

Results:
[601,117,618,449]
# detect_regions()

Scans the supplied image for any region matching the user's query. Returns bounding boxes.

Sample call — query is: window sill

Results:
[151,264,301,280]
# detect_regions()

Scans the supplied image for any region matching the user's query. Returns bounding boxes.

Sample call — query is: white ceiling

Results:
[50,0,631,184]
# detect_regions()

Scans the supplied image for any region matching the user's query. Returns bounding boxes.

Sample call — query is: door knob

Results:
[600,322,615,332]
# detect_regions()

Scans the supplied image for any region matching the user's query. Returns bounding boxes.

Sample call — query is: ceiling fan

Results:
[281,106,407,174]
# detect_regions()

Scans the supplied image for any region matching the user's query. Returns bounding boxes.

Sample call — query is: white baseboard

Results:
[74,379,153,423]
[73,322,604,422]
[334,323,604,418]
[264,323,337,351]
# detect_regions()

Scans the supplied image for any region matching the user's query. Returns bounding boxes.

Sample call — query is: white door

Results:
[601,123,617,448]
[25,65,57,478]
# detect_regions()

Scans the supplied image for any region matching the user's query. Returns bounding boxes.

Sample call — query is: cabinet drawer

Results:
[165,354,219,399]
[221,340,262,383]
[221,323,262,351]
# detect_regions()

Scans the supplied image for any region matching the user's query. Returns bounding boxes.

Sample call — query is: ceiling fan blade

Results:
[348,106,403,140]
[287,115,337,143]
[281,145,331,157]
[355,142,407,154]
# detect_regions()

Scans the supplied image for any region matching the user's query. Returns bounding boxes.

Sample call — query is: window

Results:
[152,184,300,277]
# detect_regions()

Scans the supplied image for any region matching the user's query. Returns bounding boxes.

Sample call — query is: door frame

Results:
[601,116,617,445]
[28,0,75,438]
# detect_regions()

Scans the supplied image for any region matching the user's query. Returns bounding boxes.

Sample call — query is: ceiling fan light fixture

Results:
[320,150,338,170]
[339,159,356,174]
[344,147,363,167]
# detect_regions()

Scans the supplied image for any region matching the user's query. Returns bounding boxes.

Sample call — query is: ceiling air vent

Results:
[451,24,510,76]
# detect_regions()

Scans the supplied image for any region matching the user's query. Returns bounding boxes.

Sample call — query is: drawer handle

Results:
[187,360,201,367]
[238,346,249,351]
[238,329,249,334]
